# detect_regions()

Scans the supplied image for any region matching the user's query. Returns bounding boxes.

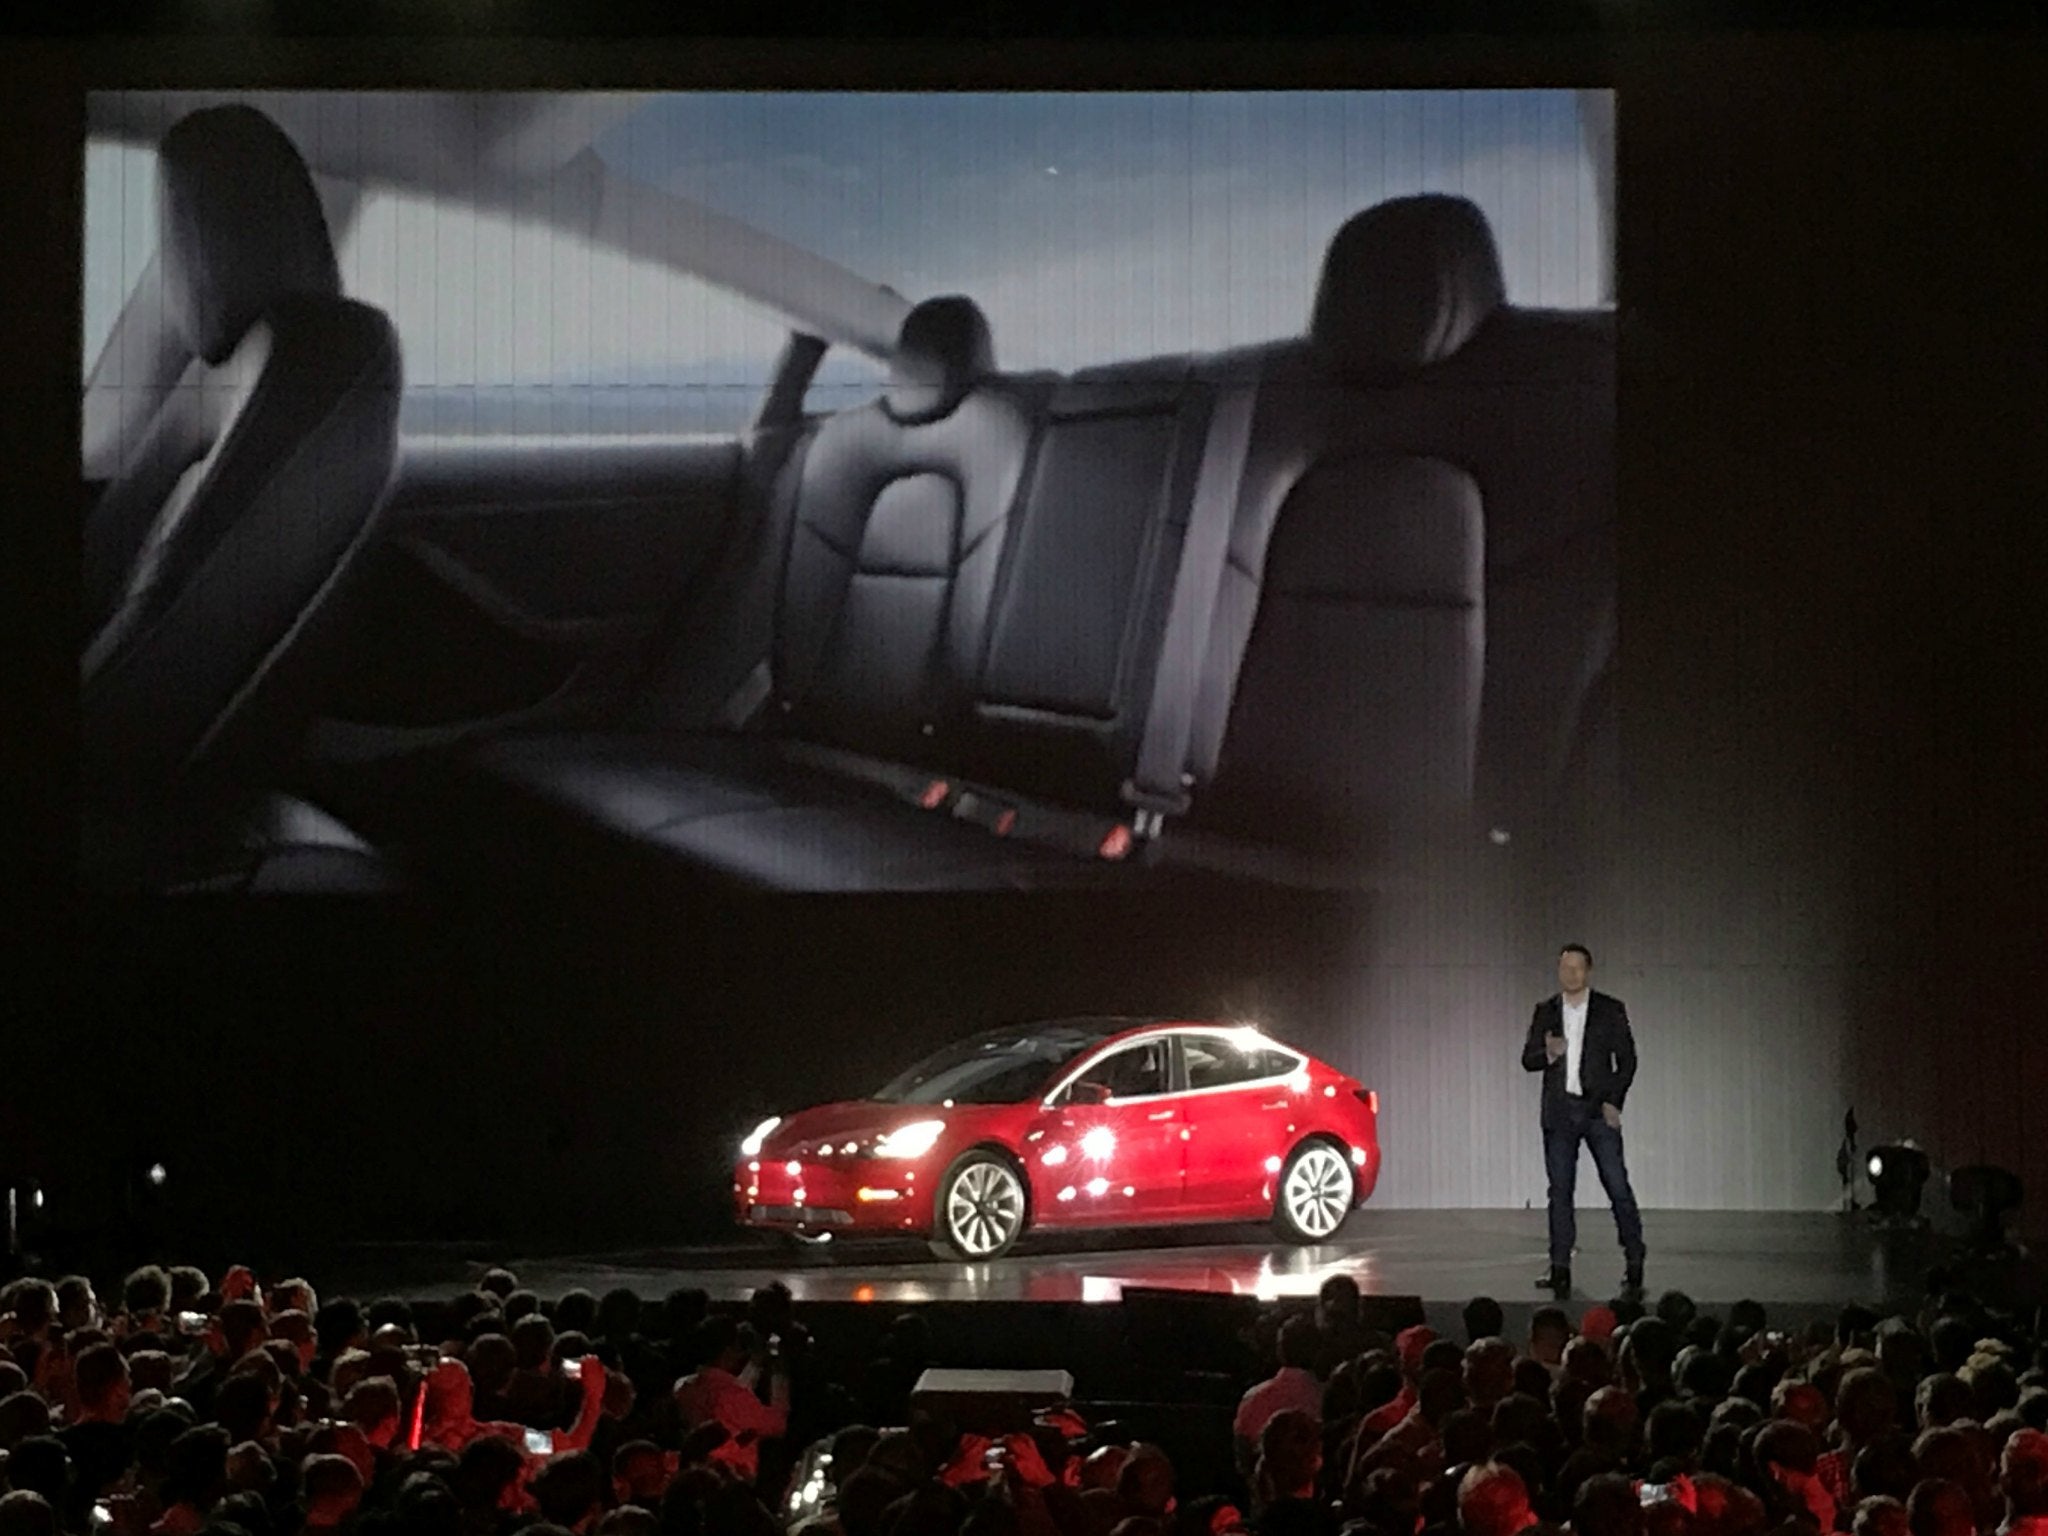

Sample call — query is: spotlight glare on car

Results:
[740,1117,782,1157]
[873,1120,945,1160]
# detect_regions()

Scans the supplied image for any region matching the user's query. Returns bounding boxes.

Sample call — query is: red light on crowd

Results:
[1098,825,1132,860]
[919,780,950,809]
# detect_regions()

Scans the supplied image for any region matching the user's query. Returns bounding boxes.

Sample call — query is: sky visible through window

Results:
[85,90,1608,437]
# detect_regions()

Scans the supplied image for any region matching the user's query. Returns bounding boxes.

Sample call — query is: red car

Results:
[734,1017,1381,1259]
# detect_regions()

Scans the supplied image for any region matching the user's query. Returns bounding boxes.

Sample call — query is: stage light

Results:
[1866,1143,1930,1222]
[5,1179,46,1270]
[1948,1165,2022,1252]
[147,1163,167,1187]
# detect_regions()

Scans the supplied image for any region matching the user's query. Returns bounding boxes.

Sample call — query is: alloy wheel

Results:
[1282,1143,1354,1240]
[944,1158,1025,1258]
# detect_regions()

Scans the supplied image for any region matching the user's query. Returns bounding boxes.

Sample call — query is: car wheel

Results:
[928,1150,1028,1260]
[1273,1139,1355,1244]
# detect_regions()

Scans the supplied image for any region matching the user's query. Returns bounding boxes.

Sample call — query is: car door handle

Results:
[1147,1109,1176,1121]
[1259,1099,1288,1111]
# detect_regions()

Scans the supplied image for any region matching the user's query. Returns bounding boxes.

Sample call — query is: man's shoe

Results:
[1536,1267,1571,1294]
[1621,1265,1645,1300]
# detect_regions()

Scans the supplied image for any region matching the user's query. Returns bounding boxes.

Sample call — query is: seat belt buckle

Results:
[715,658,776,731]
[948,790,1019,839]
[1118,777,1190,837]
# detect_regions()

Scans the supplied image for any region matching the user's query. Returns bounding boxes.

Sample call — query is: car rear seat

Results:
[1163,193,1613,881]
[418,296,1119,891]
[405,195,1610,893]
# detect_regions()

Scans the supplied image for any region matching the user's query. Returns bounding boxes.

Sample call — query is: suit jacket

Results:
[1521,990,1637,1128]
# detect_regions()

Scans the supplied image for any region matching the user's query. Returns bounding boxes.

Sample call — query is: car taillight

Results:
[1356,1088,1379,1116]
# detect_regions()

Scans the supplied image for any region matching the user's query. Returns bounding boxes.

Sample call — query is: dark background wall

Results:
[3,21,2043,1260]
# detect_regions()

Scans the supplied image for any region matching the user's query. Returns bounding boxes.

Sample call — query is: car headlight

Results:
[739,1117,782,1158]
[872,1119,945,1160]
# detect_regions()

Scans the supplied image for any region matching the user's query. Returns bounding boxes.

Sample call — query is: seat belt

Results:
[778,740,1144,864]
[1120,366,1262,838]
[714,658,775,731]
[708,423,817,731]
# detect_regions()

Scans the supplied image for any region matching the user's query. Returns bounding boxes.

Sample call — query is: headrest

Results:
[883,296,995,425]
[1309,194,1506,382]
[158,105,341,366]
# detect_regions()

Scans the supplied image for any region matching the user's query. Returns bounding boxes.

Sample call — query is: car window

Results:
[871,1028,1109,1106]
[81,138,162,383]
[1073,1039,1173,1101]
[593,89,1610,376]
[803,346,889,419]
[336,188,793,438]
[1183,1035,1299,1090]
[88,89,1609,415]
[80,138,790,436]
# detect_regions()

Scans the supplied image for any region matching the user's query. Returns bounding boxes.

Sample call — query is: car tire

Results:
[928,1150,1029,1261]
[1272,1138,1356,1244]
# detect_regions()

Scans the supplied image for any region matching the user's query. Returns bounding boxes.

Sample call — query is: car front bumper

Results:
[733,1154,938,1235]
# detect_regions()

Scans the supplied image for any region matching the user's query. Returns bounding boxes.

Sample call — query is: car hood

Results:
[762,1100,966,1154]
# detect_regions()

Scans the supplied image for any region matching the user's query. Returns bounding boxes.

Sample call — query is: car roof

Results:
[1084,1018,1306,1053]
[957,1016,1163,1049]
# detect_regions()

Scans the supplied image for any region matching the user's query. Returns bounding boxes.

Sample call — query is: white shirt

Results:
[1561,993,1589,1096]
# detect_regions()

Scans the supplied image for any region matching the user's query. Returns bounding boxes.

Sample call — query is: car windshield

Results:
[870,1019,1142,1105]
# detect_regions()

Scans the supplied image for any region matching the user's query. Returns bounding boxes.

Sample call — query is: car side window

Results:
[802,346,888,420]
[1184,1037,1297,1091]
[1074,1040,1171,1101]
[338,187,790,439]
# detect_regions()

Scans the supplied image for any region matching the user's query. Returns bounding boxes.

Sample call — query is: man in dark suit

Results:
[1521,944,1644,1299]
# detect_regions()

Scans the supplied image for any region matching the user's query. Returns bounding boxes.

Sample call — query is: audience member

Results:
[4,1255,2045,1536]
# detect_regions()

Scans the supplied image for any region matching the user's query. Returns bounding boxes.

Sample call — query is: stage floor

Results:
[325,1209,1941,1316]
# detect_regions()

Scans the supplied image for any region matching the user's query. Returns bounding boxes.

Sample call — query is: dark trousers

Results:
[1544,1095,1645,1272]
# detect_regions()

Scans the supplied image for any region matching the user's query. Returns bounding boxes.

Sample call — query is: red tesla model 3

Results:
[733,1017,1381,1259]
